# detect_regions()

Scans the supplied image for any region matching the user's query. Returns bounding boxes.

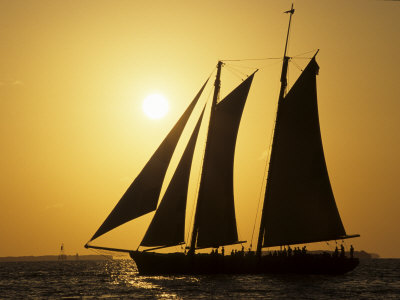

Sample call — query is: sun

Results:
[142,93,169,119]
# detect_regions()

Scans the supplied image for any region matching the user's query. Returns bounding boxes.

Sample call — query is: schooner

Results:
[86,5,359,275]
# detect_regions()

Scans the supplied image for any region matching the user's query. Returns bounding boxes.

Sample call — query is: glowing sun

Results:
[142,93,169,119]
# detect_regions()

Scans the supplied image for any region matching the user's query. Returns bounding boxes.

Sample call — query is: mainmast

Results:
[189,61,223,254]
[279,3,295,101]
[256,4,295,256]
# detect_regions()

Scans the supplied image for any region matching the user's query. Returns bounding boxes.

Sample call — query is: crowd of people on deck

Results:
[266,245,308,257]
[206,244,355,259]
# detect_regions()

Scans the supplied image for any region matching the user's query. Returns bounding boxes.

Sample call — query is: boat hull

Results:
[130,251,359,275]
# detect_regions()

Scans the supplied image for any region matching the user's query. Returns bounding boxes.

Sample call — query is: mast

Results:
[279,3,294,101]
[189,61,223,254]
[256,4,295,256]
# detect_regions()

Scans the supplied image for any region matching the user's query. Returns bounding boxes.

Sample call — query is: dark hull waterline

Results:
[130,251,359,275]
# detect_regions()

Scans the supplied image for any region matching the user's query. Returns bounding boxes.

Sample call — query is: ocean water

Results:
[0,259,399,299]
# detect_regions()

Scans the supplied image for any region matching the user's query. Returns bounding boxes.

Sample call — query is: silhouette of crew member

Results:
[340,244,345,258]
[334,246,339,258]
[350,245,354,259]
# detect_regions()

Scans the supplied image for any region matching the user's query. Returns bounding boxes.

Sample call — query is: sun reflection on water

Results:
[103,259,186,299]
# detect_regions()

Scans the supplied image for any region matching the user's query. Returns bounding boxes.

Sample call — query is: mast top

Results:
[284,3,295,15]
[283,3,295,59]
[277,4,295,101]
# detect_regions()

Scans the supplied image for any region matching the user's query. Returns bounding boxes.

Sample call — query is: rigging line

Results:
[185,83,214,246]
[258,59,286,71]
[224,65,247,81]
[226,59,283,71]
[292,49,317,57]
[222,57,282,62]
[290,59,303,72]
[250,153,268,249]
[185,65,217,245]
[224,63,260,70]
[250,81,281,249]
[291,57,312,60]
[224,65,245,80]
[249,111,277,250]
[88,247,115,261]
[224,63,249,77]
[251,72,283,250]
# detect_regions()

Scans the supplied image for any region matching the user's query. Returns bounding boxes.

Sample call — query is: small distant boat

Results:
[86,5,359,275]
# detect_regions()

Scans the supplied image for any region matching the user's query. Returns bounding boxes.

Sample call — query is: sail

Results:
[140,108,205,247]
[89,79,209,241]
[262,58,346,247]
[195,74,255,248]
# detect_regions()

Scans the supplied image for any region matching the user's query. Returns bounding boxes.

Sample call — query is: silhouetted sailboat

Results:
[85,5,359,275]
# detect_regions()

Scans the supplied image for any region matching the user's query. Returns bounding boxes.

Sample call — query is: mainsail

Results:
[261,58,347,247]
[89,80,208,241]
[140,108,206,247]
[194,73,255,248]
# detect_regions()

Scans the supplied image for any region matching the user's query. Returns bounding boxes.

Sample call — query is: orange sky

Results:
[0,0,399,258]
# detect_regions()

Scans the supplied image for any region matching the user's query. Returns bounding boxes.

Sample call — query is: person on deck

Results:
[334,246,339,258]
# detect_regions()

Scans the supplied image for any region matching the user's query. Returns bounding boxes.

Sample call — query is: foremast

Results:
[256,4,295,256]
[189,61,223,254]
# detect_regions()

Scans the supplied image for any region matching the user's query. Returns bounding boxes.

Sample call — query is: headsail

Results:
[89,79,209,241]
[261,58,347,247]
[194,73,255,248]
[140,107,206,247]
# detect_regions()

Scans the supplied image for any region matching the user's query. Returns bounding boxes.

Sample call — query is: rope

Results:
[249,156,269,250]
[291,57,312,60]
[292,49,318,58]
[224,61,282,78]
[185,81,214,246]
[249,88,280,250]
[291,59,303,72]
[224,63,262,70]
[88,247,118,261]
[223,64,248,81]
[222,57,281,62]
[258,59,286,70]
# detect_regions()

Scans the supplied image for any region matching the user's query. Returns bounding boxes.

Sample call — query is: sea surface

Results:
[0,259,399,299]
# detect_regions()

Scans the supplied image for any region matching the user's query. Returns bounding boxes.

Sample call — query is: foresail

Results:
[89,79,209,241]
[195,74,255,248]
[262,58,346,247]
[140,107,206,247]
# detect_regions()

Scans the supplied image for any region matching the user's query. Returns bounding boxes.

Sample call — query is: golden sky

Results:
[0,0,399,258]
